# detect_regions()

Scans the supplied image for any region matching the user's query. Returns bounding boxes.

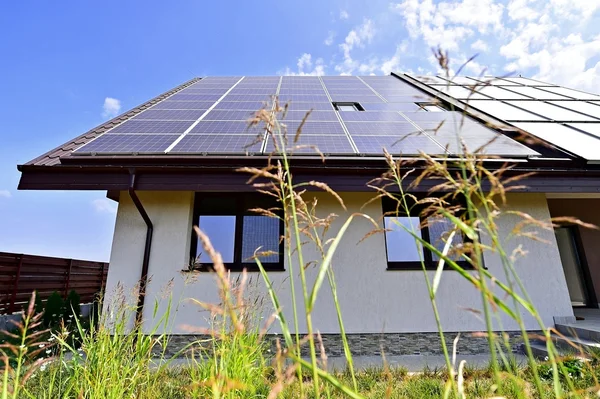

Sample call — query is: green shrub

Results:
[43,291,64,327]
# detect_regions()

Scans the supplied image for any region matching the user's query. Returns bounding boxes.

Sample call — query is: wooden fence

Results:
[0,252,109,314]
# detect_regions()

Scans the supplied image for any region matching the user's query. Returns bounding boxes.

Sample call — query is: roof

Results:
[17,73,600,192]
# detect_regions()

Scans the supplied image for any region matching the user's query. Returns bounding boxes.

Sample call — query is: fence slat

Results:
[0,252,109,314]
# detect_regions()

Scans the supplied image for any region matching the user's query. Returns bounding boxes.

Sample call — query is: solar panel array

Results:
[74,75,539,158]
[410,74,600,161]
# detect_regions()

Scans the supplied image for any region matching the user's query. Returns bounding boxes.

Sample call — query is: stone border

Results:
[155,331,532,358]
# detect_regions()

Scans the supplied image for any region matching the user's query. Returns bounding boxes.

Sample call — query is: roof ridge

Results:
[23,77,202,166]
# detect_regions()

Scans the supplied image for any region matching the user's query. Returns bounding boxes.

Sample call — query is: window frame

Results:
[333,102,365,111]
[416,102,446,112]
[382,195,474,271]
[189,193,285,272]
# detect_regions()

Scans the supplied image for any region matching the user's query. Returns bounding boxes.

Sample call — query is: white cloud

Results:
[102,97,121,119]
[281,53,326,76]
[471,39,489,52]
[336,19,376,74]
[92,198,118,214]
[324,31,336,46]
[278,0,600,92]
[0,190,11,198]
[339,10,349,20]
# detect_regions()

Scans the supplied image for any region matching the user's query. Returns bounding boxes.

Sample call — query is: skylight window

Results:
[333,102,365,111]
[417,103,446,112]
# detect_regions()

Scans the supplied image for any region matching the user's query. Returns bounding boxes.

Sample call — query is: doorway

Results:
[555,226,597,307]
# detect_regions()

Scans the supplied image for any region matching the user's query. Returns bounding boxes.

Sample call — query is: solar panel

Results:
[180,88,230,95]
[170,134,262,153]
[278,121,346,135]
[505,101,599,121]
[265,134,355,154]
[202,109,258,120]
[281,111,339,121]
[274,103,334,111]
[339,112,406,122]
[540,87,600,100]
[514,122,600,160]
[466,100,548,121]
[402,111,468,123]
[475,86,532,100]
[169,93,223,101]
[362,103,421,111]
[500,77,556,86]
[75,134,178,153]
[278,95,331,102]
[108,120,195,134]
[229,89,278,95]
[383,95,434,102]
[223,94,274,102]
[279,89,327,95]
[567,123,600,138]
[214,101,269,110]
[550,101,600,118]
[503,86,571,100]
[133,109,206,121]
[330,95,384,103]
[437,86,491,100]
[190,121,264,134]
[352,135,444,155]
[435,133,535,156]
[151,101,215,110]
[344,122,421,135]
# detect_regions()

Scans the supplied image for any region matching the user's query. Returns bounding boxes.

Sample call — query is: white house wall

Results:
[103,191,573,334]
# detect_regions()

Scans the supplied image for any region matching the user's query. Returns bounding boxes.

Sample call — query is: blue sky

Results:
[1,0,599,262]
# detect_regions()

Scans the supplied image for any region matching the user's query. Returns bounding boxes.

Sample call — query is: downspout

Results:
[128,170,153,326]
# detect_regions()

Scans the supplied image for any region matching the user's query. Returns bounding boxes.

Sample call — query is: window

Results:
[382,195,472,270]
[416,102,446,112]
[190,193,284,272]
[333,102,365,111]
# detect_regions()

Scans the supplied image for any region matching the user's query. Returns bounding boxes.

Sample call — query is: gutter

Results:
[128,170,153,326]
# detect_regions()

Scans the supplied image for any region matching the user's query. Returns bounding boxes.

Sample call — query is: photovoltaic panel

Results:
[344,122,421,136]
[278,94,331,102]
[214,101,269,110]
[278,121,346,135]
[505,101,600,121]
[402,111,468,123]
[500,77,556,86]
[169,93,223,101]
[549,101,600,118]
[202,109,258,120]
[330,95,384,103]
[229,88,278,95]
[503,86,571,100]
[339,111,406,122]
[514,122,600,160]
[108,120,195,134]
[466,100,548,121]
[362,103,421,111]
[132,109,206,121]
[190,121,264,134]
[437,86,491,100]
[475,86,532,100]
[75,134,178,153]
[265,134,355,154]
[151,101,215,110]
[179,88,230,95]
[567,123,600,138]
[281,111,339,121]
[541,87,600,100]
[383,94,434,102]
[170,134,262,153]
[411,76,454,85]
[220,94,273,102]
[278,102,335,111]
[352,135,444,155]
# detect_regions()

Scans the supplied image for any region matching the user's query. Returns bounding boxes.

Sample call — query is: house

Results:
[17,74,600,356]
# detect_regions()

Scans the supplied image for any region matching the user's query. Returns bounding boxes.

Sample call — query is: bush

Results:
[43,291,64,327]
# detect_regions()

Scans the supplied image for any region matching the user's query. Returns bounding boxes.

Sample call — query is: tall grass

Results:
[4,51,600,399]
